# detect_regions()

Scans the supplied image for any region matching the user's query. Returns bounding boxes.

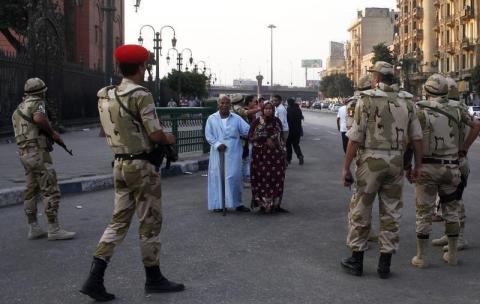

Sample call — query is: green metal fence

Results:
[156,107,216,154]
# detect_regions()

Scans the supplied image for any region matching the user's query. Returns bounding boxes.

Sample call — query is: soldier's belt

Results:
[114,152,149,161]
[422,158,459,165]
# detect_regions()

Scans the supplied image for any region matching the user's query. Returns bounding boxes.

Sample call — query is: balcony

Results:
[461,6,474,21]
[434,0,440,8]
[445,15,455,27]
[445,44,455,54]
[414,48,423,61]
[413,7,423,19]
[434,50,441,58]
[461,38,474,50]
[413,29,424,40]
[433,20,440,32]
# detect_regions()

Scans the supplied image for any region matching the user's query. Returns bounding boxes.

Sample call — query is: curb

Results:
[0,158,209,208]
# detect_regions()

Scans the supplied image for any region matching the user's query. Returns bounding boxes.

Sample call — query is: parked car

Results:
[332,104,342,112]
[312,101,322,109]
[468,106,480,117]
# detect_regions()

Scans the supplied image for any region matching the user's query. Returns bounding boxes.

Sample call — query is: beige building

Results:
[396,0,479,98]
[325,41,346,76]
[346,8,397,85]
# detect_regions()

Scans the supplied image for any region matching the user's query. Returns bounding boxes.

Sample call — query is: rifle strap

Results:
[417,104,460,128]
[113,87,146,125]
[15,108,35,124]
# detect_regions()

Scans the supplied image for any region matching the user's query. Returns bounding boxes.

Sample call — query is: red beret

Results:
[114,44,149,64]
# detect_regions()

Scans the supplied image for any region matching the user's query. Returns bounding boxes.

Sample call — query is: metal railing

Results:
[156,107,215,154]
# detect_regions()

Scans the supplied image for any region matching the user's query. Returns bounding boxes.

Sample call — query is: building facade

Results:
[346,8,397,85]
[396,0,479,99]
[325,41,346,76]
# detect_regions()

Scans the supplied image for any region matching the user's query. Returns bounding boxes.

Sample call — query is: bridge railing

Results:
[156,107,216,154]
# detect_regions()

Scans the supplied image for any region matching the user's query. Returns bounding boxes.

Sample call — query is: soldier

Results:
[410,74,480,268]
[341,61,423,279]
[431,77,469,251]
[80,45,184,302]
[12,78,76,241]
[346,74,372,131]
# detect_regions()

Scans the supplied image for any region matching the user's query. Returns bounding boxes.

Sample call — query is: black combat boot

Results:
[80,258,115,302]
[341,251,364,276]
[145,266,185,293]
[377,253,392,279]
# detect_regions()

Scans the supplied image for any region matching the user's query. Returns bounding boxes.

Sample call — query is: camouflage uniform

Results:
[12,78,75,240]
[346,72,422,254]
[13,94,60,224]
[346,74,372,131]
[412,74,474,267]
[94,78,164,267]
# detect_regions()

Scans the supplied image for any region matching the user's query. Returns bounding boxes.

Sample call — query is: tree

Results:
[165,70,209,99]
[471,65,480,93]
[371,43,394,65]
[319,74,354,98]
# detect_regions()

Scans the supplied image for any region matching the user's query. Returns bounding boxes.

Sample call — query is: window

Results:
[462,54,467,69]
[446,57,450,72]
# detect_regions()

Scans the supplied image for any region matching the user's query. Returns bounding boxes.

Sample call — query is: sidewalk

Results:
[0,127,209,207]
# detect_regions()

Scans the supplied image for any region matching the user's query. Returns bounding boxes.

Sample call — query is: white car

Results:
[468,106,480,117]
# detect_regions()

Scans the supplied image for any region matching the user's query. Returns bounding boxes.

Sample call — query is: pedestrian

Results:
[410,74,480,268]
[337,99,348,153]
[80,45,184,302]
[272,94,289,141]
[341,61,423,279]
[431,77,469,251]
[249,101,287,213]
[286,98,304,165]
[167,98,177,107]
[205,95,251,213]
[12,77,76,241]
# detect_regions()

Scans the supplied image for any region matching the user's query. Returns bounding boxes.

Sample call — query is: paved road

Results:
[1,111,479,304]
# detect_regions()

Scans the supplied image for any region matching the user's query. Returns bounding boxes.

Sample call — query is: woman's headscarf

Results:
[261,101,275,122]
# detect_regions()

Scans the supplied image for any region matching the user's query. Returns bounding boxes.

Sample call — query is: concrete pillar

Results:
[422,0,437,73]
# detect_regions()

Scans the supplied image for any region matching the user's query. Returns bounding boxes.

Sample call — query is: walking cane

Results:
[220,150,227,216]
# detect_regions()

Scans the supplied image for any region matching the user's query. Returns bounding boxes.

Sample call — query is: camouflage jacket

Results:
[347,83,422,151]
[97,78,162,154]
[416,96,473,158]
[11,95,49,149]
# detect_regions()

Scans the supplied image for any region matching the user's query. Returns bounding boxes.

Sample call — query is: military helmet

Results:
[445,77,460,100]
[357,74,372,91]
[424,73,448,96]
[24,78,47,95]
[368,61,394,76]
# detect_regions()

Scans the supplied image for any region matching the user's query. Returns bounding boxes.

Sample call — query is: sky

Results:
[125,0,396,87]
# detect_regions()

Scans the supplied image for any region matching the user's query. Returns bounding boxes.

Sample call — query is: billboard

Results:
[301,59,323,68]
[330,41,345,58]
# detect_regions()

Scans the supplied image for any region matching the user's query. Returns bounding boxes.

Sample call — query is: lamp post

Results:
[166,48,194,99]
[138,24,177,104]
[267,24,276,87]
[194,60,207,74]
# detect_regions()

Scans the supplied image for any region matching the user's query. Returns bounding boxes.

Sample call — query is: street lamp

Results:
[267,24,276,87]
[166,48,194,71]
[138,24,177,104]
[194,60,207,74]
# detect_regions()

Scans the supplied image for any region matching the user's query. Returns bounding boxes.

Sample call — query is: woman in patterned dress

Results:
[248,101,287,213]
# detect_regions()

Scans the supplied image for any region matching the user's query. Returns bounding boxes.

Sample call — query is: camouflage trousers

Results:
[347,150,404,254]
[19,147,60,224]
[434,157,468,223]
[415,163,461,237]
[94,159,163,267]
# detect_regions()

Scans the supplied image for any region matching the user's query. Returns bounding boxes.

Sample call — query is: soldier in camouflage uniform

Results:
[346,74,372,131]
[431,77,470,251]
[341,61,423,278]
[80,45,184,302]
[11,78,76,241]
[410,74,480,268]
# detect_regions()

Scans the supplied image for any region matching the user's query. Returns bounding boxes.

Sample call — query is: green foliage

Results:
[471,65,480,93]
[165,70,209,99]
[319,74,354,98]
[371,43,394,65]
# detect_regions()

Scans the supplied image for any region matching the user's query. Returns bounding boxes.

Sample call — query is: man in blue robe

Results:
[205,95,251,212]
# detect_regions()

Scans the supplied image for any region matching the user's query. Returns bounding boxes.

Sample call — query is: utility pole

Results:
[267,24,276,87]
[103,0,115,85]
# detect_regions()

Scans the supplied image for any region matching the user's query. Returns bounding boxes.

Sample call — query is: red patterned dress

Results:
[248,116,286,212]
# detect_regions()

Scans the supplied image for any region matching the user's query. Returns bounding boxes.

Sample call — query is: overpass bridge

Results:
[209,86,319,101]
